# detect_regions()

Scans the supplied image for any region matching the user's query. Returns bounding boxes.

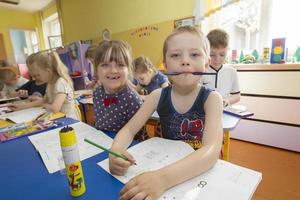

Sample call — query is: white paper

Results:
[0,107,46,123]
[98,137,262,200]
[29,122,113,173]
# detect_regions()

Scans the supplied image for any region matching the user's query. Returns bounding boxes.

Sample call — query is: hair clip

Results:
[164,72,216,76]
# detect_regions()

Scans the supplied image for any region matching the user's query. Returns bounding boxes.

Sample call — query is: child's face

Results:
[134,70,153,86]
[31,64,52,83]
[164,32,208,87]
[210,47,227,68]
[4,77,18,86]
[28,66,44,83]
[97,60,129,94]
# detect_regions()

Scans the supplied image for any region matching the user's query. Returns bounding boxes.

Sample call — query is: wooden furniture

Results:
[231,63,300,152]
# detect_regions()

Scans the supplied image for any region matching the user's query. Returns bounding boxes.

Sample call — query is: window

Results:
[42,13,62,49]
[200,0,300,61]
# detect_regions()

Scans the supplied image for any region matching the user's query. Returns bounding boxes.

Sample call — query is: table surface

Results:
[0,117,123,200]
[0,114,241,200]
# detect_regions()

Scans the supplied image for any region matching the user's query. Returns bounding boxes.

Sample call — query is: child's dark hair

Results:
[85,44,97,61]
[94,40,132,72]
[207,29,229,49]
[132,56,156,74]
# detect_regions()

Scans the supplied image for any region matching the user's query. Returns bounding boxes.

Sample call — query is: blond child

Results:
[9,51,80,120]
[132,56,169,95]
[0,67,28,98]
[15,53,47,99]
[202,29,241,107]
[93,40,146,140]
[109,26,223,200]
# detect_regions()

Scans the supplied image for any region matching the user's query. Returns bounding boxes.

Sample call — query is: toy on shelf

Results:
[270,38,286,64]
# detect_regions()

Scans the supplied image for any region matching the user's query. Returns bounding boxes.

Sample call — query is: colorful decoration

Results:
[239,50,244,63]
[295,47,300,62]
[262,47,270,61]
[131,25,159,38]
[231,49,238,64]
[270,38,286,64]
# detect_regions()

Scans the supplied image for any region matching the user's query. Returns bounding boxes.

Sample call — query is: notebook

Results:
[223,104,254,118]
[98,137,262,200]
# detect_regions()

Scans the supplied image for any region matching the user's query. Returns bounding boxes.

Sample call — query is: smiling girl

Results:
[92,40,146,140]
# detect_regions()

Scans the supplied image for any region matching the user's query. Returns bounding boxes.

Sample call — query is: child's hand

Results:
[109,151,135,176]
[223,99,230,107]
[120,170,167,200]
[8,103,26,111]
[18,90,28,98]
[28,95,43,102]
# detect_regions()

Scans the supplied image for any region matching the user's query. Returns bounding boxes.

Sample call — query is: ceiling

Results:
[0,0,53,12]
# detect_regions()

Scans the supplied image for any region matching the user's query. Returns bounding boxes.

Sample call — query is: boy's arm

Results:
[111,89,161,151]
[224,93,241,106]
[158,91,223,190]
[120,91,223,200]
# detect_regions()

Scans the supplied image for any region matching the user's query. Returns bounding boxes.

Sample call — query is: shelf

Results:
[231,63,300,71]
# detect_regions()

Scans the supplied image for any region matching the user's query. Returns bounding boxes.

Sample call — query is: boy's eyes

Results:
[169,52,202,58]
[99,63,126,67]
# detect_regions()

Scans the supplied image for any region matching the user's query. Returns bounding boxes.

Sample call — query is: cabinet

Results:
[230,64,300,152]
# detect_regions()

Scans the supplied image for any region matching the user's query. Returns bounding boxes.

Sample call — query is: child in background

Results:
[15,53,47,99]
[132,56,169,95]
[0,67,28,98]
[202,29,240,107]
[93,40,146,140]
[9,51,80,120]
[85,44,100,89]
[109,26,223,200]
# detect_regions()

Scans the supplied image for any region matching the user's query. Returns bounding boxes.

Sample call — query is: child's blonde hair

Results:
[94,40,133,72]
[163,26,210,63]
[26,52,37,67]
[0,67,18,82]
[207,29,229,49]
[133,56,157,74]
[32,51,73,88]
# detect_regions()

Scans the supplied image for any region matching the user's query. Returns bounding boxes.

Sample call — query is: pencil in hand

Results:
[84,138,136,165]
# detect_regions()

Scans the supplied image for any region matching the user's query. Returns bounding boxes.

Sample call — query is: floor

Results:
[229,139,300,200]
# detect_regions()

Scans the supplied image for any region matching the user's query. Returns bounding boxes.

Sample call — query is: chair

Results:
[75,104,83,121]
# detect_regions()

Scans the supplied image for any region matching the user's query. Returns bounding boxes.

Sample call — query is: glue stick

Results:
[59,126,86,197]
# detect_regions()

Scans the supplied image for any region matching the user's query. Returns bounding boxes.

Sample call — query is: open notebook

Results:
[98,137,262,200]
[0,107,47,123]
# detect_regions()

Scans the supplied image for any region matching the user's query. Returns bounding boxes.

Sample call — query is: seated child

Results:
[202,29,241,107]
[15,53,47,99]
[93,40,147,140]
[9,51,80,120]
[85,44,100,89]
[0,67,28,98]
[109,26,223,199]
[132,56,169,95]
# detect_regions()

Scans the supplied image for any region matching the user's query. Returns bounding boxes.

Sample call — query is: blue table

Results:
[0,118,123,200]
[0,114,240,199]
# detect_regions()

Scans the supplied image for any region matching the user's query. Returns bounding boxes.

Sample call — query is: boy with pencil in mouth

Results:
[109,26,223,200]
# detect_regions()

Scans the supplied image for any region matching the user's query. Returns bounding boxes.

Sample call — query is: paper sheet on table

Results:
[0,107,47,123]
[29,122,113,173]
[98,137,262,200]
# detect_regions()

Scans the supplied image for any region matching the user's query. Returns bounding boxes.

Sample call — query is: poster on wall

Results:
[174,16,195,29]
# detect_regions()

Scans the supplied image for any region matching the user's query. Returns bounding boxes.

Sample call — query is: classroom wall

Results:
[0,8,42,63]
[59,0,194,65]
[41,1,57,19]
